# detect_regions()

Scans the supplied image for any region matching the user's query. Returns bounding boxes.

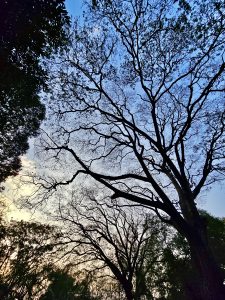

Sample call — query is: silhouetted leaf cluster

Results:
[0,0,70,184]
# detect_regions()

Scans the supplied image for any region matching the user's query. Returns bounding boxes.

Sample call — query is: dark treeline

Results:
[0,204,96,299]
[0,201,225,299]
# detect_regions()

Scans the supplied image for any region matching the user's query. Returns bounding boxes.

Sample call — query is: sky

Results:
[3,0,225,220]
[65,0,83,17]
[201,184,225,218]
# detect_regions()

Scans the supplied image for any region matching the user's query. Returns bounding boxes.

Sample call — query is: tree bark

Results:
[174,192,225,300]
[185,225,225,300]
[122,280,133,300]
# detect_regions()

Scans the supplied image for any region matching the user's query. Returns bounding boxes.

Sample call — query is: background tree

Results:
[0,217,63,299]
[40,268,97,300]
[58,193,168,300]
[0,0,70,184]
[0,211,98,300]
[28,0,225,299]
[163,211,225,299]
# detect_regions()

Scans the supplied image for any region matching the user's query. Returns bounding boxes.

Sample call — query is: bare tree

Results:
[29,0,225,299]
[58,193,167,300]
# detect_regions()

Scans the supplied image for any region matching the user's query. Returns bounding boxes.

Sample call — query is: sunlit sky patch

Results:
[3,157,39,221]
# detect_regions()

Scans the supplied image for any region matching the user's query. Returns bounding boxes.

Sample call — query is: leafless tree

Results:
[58,193,168,300]
[28,0,225,299]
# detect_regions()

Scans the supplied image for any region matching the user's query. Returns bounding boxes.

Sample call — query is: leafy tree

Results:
[0,217,63,299]
[29,0,225,299]
[0,213,96,300]
[162,230,196,300]
[40,268,96,300]
[0,0,70,184]
[163,211,225,299]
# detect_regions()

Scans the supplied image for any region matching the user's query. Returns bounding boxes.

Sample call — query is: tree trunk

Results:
[122,280,133,300]
[186,226,225,300]
[174,193,225,300]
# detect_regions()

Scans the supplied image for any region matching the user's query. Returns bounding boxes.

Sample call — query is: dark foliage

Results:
[40,269,97,300]
[163,211,225,299]
[0,0,70,184]
[0,217,62,299]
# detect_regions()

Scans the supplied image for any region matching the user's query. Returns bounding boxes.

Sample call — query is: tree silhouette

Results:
[40,268,96,300]
[0,0,70,184]
[58,194,167,300]
[0,218,62,299]
[163,211,225,299]
[30,0,225,299]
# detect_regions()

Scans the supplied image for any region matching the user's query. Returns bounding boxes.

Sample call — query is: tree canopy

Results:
[28,0,225,299]
[59,194,168,300]
[0,216,62,299]
[40,269,96,300]
[0,0,70,184]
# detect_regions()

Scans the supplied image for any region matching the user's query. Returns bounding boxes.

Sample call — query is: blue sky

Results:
[65,0,83,16]
[63,0,225,218]
[201,184,225,217]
